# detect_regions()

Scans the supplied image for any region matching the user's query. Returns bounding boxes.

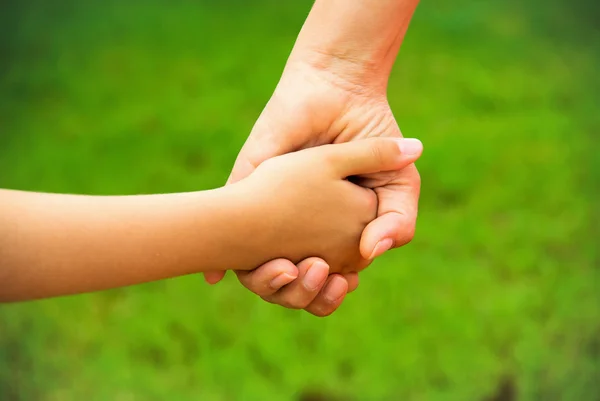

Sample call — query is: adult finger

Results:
[226,113,295,184]
[323,137,423,178]
[204,271,226,285]
[304,274,349,317]
[226,135,277,184]
[304,272,358,316]
[235,259,299,298]
[345,272,360,293]
[359,164,421,259]
[262,258,330,309]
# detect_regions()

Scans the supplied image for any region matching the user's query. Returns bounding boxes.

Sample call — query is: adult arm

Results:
[204,0,421,316]
[290,0,419,89]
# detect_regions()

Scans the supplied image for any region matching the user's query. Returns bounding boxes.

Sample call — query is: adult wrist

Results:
[286,0,419,91]
[286,48,390,94]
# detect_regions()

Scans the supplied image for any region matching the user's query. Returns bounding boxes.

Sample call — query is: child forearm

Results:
[0,187,264,302]
[0,138,422,302]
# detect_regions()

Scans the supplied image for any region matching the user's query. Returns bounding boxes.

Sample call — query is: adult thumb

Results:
[227,117,290,185]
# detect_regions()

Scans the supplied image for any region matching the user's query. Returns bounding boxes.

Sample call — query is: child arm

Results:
[0,137,421,302]
[0,187,261,302]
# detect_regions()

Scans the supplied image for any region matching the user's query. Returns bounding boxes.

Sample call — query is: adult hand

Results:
[204,60,421,316]
[205,0,421,316]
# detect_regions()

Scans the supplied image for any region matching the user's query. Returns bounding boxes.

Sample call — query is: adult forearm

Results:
[289,0,419,88]
[0,188,262,301]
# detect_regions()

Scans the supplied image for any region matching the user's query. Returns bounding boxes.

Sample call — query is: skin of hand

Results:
[0,138,420,303]
[235,137,421,274]
[203,0,421,316]
[203,63,422,313]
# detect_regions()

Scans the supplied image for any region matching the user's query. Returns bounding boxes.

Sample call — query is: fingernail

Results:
[269,273,296,290]
[398,138,423,156]
[324,277,347,303]
[303,262,328,291]
[368,238,394,260]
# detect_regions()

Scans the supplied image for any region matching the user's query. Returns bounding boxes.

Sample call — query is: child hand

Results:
[235,137,422,274]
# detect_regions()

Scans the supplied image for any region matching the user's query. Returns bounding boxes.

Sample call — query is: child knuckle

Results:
[369,141,385,166]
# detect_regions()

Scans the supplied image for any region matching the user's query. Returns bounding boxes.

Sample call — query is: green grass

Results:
[1,1,599,400]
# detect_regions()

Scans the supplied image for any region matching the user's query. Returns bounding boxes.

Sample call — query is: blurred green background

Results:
[1,0,598,400]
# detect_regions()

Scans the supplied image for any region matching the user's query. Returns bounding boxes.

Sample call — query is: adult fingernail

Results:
[269,273,296,290]
[398,138,423,156]
[368,238,394,260]
[303,262,328,291]
[324,276,347,303]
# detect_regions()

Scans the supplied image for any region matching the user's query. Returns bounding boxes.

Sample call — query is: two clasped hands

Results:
[204,0,422,316]
[0,0,422,313]
[203,67,422,316]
